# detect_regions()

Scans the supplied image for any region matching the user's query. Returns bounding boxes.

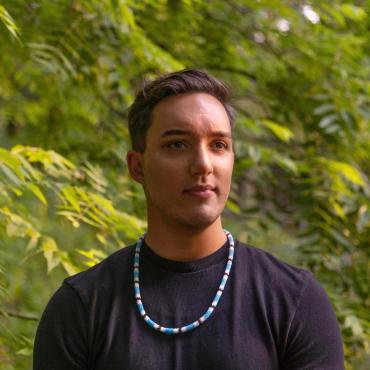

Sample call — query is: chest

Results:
[88,279,280,370]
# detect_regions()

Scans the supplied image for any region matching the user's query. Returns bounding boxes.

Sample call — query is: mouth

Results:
[183,185,216,198]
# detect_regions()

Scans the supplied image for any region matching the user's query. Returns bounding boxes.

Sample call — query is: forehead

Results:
[150,93,231,136]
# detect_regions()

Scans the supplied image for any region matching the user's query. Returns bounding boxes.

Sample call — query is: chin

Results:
[152,201,224,230]
[176,212,221,230]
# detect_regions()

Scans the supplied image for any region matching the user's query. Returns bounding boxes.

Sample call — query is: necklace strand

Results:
[133,229,235,334]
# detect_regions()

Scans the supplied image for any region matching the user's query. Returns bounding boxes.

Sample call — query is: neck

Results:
[144,217,227,262]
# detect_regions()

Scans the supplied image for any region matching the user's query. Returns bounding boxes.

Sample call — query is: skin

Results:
[126,92,234,261]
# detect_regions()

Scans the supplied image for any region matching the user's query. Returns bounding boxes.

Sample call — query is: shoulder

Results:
[235,241,344,367]
[235,240,312,288]
[63,244,136,303]
[233,240,319,316]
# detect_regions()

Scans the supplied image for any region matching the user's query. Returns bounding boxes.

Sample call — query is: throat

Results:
[144,223,227,262]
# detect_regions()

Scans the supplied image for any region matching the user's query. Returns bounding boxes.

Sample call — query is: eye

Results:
[213,141,228,150]
[166,140,187,149]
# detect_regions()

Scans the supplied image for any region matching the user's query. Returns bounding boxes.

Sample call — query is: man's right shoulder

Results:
[62,244,136,300]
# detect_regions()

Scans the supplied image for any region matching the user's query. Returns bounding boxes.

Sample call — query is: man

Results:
[34,69,344,369]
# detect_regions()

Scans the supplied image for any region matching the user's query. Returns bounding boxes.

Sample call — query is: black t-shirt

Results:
[34,240,344,369]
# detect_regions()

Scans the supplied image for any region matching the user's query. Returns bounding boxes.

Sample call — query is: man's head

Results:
[128,69,235,153]
[126,69,235,231]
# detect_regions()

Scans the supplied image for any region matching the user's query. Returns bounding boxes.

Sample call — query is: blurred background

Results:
[0,1,369,369]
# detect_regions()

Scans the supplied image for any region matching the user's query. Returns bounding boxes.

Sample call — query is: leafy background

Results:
[0,1,369,369]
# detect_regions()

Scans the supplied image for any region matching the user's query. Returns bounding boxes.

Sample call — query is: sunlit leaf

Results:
[340,4,367,22]
[0,5,21,42]
[27,184,48,205]
[262,120,294,142]
[42,238,60,273]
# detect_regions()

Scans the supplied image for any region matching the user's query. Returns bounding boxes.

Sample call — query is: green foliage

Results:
[0,1,369,368]
[0,4,21,43]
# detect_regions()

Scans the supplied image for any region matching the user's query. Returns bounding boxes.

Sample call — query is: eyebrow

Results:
[160,129,232,139]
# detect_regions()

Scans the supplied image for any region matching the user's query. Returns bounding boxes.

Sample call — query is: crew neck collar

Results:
[140,238,236,273]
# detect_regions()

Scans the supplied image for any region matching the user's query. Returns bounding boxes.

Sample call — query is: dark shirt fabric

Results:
[34,240,344,370]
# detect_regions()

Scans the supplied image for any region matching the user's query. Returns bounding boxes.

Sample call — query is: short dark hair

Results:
[127,69,235,153]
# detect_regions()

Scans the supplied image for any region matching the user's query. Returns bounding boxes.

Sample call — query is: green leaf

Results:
[61,186,81,212]
[27,183,48,205]
[327,227,352,250]
[0,5,21,42]
[0,148,25,181]
[313,104,334,116]
[262,120,294,142]
[42,238,60,273]
[329,198,346,219]
[59,251,81,276]
[318,114,337,129]
[274,154,298,174]
[0,164,22,187]
[340,4,367,22]
[77,248,107,267]
[247,146,261,163]
[96,232,108,245]
[226,199,240,214]
[16,348,32,356]
[326,160,365,187]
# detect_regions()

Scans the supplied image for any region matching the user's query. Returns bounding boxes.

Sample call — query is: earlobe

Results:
[126,150,144,184]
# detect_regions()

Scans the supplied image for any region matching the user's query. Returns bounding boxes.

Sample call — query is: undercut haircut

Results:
[127,69,235,153]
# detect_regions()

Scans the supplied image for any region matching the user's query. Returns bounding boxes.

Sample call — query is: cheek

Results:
[217,167,233,197]
[144,160,183,191]
[219,160,234,180]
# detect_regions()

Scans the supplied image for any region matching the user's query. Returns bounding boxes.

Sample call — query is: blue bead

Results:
[203,310,211,320]
[213,295,221,305]
[181,323,194,332]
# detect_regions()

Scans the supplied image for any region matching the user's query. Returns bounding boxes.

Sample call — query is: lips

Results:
[183,185,216,198]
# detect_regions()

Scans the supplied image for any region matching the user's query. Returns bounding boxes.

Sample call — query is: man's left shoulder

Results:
[234,240,315,296]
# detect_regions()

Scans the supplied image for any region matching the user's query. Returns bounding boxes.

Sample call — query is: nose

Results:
[189,144,213,177]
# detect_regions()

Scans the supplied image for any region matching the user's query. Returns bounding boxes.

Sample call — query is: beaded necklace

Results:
[133,229,235,334]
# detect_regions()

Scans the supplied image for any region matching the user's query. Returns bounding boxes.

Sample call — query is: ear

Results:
[126,150,144,184]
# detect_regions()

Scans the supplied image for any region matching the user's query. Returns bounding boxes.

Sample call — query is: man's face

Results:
[131,92,234,230]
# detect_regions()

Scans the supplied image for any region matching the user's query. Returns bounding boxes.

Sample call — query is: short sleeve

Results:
[283,274,345,370]
[33,283,88,370]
